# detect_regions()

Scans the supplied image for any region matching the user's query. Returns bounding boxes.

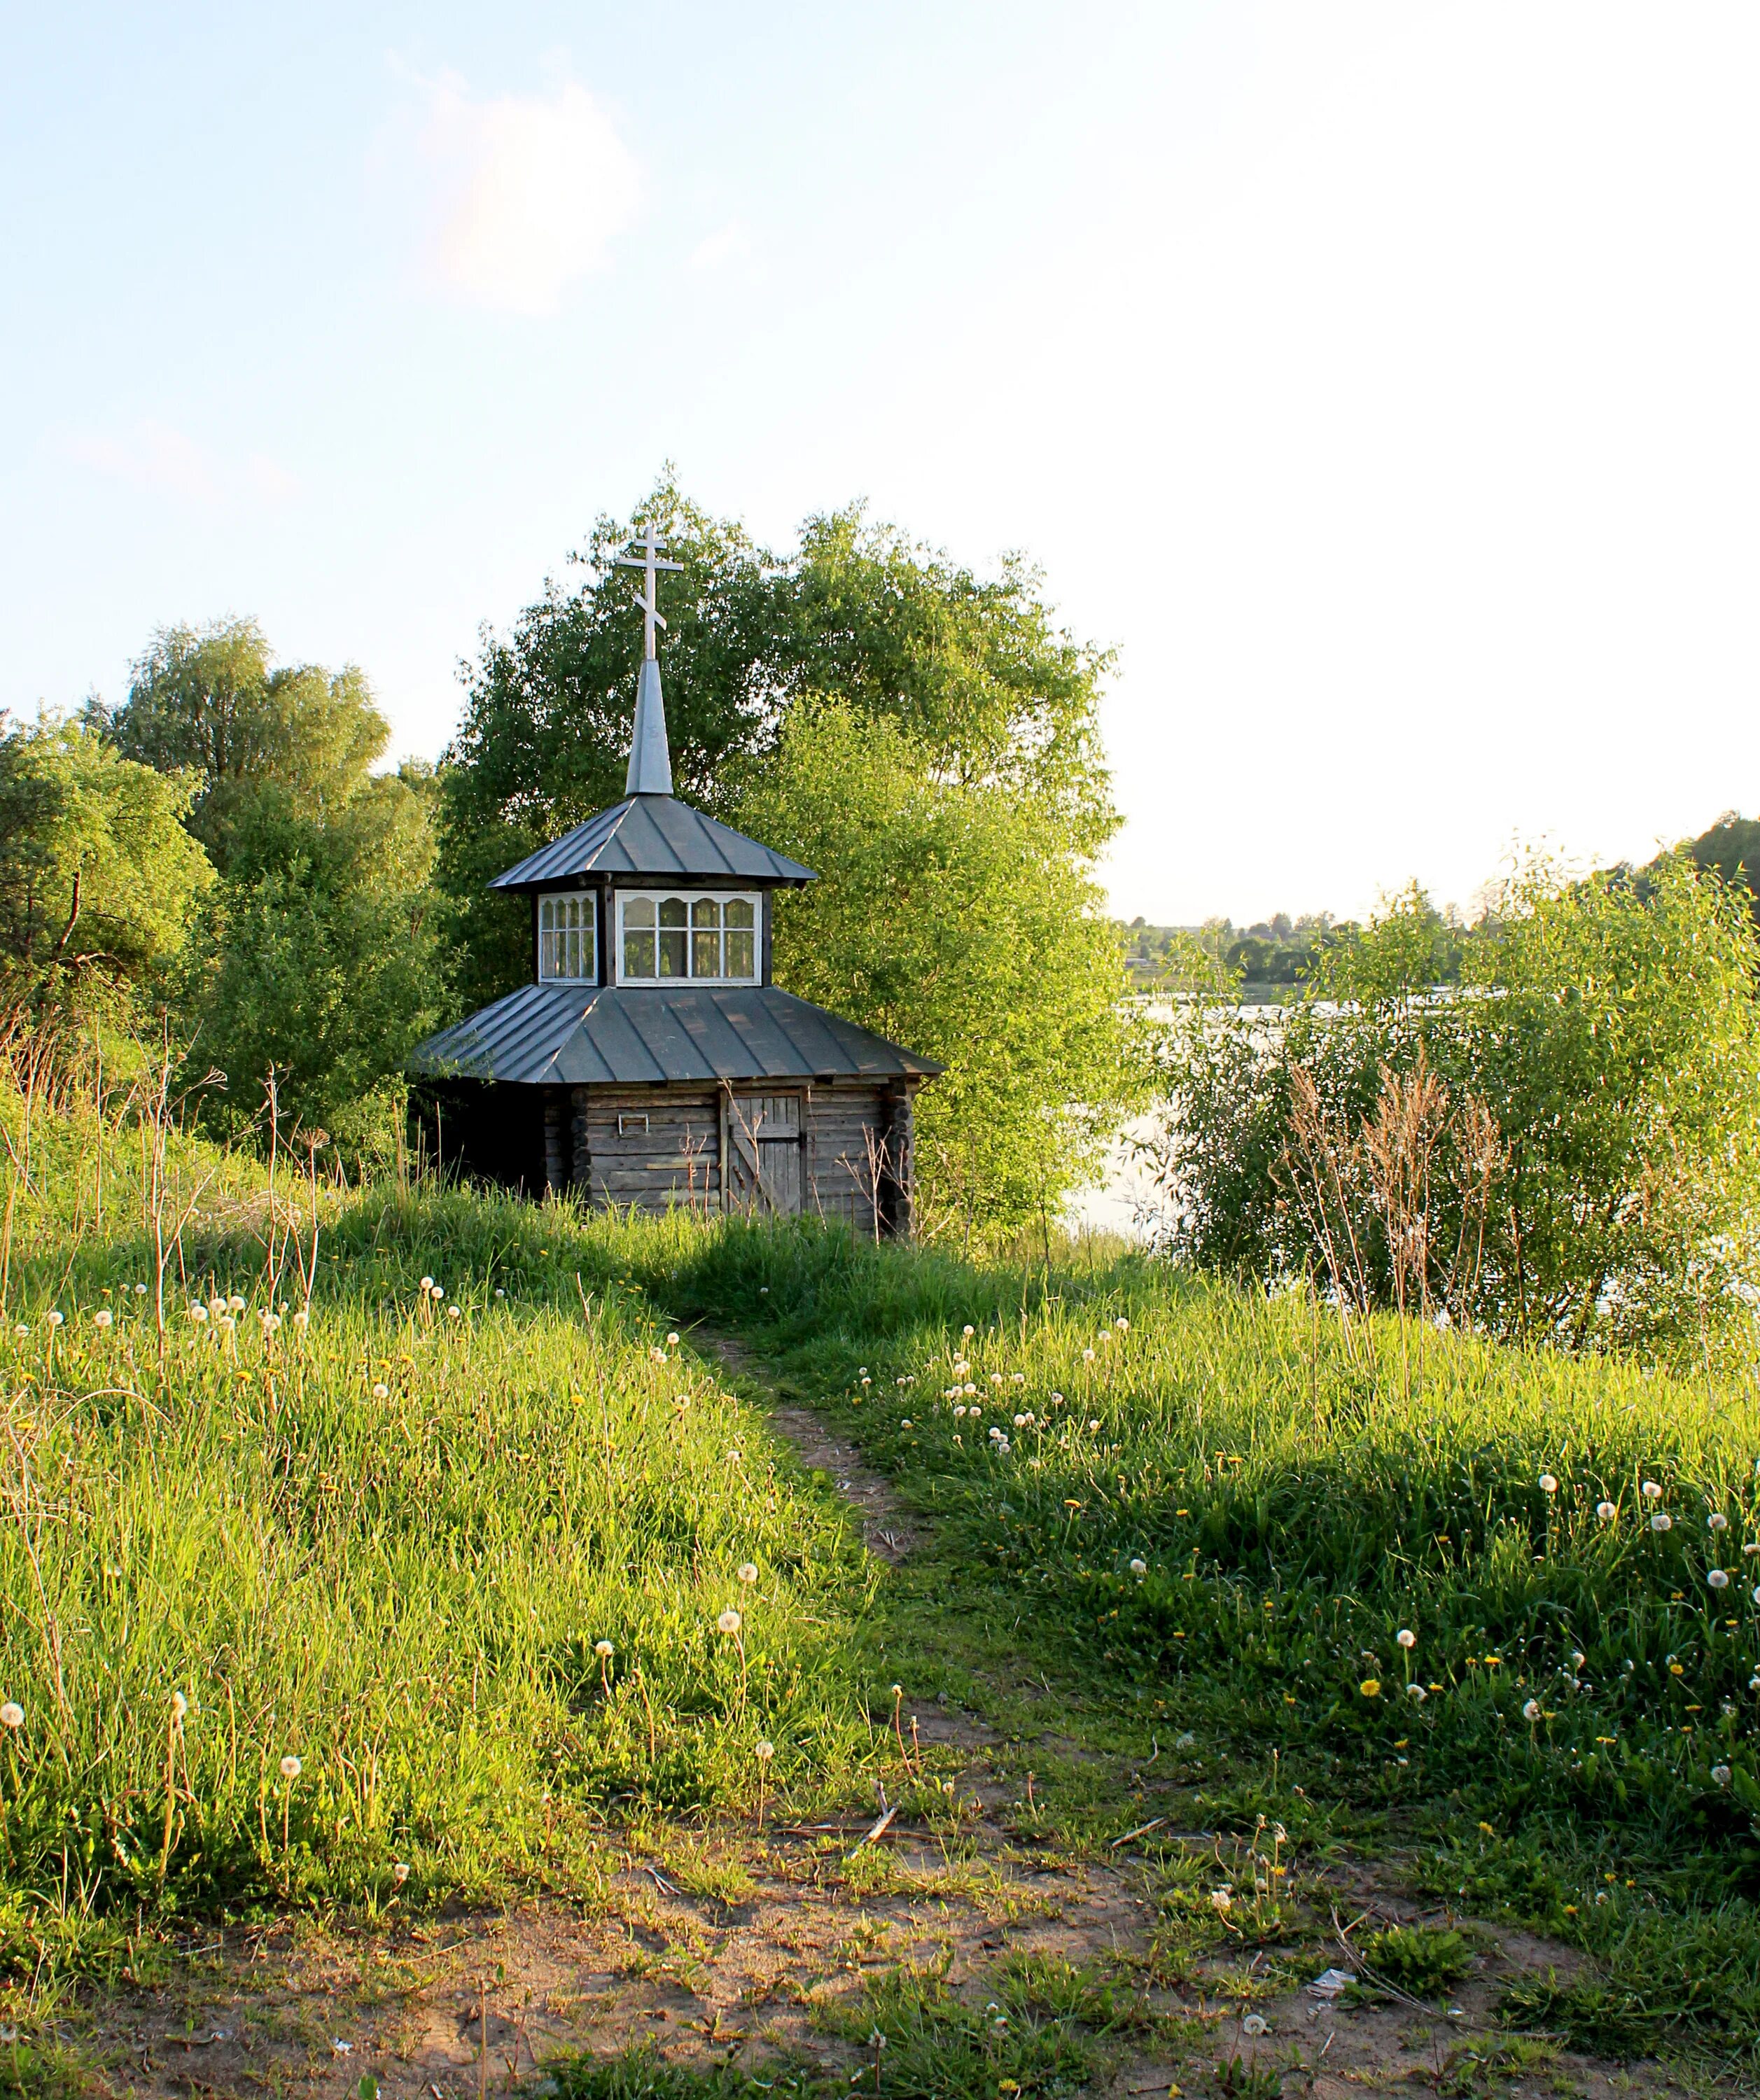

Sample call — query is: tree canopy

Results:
[93,618,389,870]
[0,716,213,1015]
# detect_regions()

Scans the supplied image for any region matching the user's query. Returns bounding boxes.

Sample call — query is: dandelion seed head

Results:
[962,1324,975,1338]
[47,1310,62,1327]
[755,1740,774,1761]
[1129,1558,1147,1576]
[372,1382,389,1400]
[1713,1764,1733,1786]
[1597,1501,1617,1520]
[1651,1512,1672,1532]
[1406,1684,1427,1701]
[737,1563,758,1585]
[1710,1512,1730,1531]
[172,1691,188,1719]
[280,1755,301,1780]
[718,1609,741,1635]
[594,1639,614,1658]
[1241,2014,1267,2037]
[1082,1348,1096,1362]
[1710,1569,1731,1590]
[0,1702,22,1730]
[1115,1317,1130,1331]
[392,1861,410,1883]
[420,1276,433,1291]
[1523,1699,1542,1721]
[291,1308,309,1328]
[1538,1474,1558,1494]
[1396,1629,1416,1649]
[93,1309,113,1329]
[1642,1480,1663,1500]
[227,1295,244,1312]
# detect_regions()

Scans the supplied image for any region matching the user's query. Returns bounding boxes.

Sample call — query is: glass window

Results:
[658,897,688,977]
[692,896,722,977]
[617,892,761,983]
[538,892,596,981]
[622,894,655,979]
[725,897,755,979]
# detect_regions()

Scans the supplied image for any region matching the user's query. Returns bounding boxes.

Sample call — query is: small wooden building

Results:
[410,526,940,1236]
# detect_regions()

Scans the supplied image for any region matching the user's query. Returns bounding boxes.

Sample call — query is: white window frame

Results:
[537,890,599,983]
[617,889,761,986]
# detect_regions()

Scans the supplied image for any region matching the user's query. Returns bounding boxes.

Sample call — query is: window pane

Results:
[658,897,688,928]
[692,898,720,927]
[659,925,687,976]
[725,928,755,977]
[624,896,655,927]
[725,897,755,930]
[624,929,655,977]
[692,927,721,976]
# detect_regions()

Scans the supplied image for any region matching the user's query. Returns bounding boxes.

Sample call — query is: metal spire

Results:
[613,519,684,795]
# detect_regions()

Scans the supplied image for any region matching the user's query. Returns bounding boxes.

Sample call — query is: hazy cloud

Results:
[417,74,640,314]
[65,422,298,507]
[688,219,753,272]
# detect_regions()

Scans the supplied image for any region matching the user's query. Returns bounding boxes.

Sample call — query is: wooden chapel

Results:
[409,523,940,1236]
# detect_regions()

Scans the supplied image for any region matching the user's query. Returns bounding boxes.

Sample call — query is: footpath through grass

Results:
[636,1217,1760,2071]
[3,1114,1759,2082]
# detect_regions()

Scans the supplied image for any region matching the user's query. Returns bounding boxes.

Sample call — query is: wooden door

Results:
[727,1093,804,1215]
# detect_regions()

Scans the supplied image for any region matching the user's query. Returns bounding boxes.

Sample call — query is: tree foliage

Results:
[1147,859,1760,1364]
[0,716,213,1015]
[95,619,388,870]
[438,475,1114,1014]
[90,622,440,1147]
[740,703,1148,1245]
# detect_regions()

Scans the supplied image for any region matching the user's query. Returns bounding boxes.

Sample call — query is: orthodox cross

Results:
[614,520,684,662]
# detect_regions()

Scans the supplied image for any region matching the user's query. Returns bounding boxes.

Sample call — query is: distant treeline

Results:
[1122,808,1760,992]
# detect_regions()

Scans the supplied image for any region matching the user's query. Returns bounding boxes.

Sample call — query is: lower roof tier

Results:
[409,983,944,1089]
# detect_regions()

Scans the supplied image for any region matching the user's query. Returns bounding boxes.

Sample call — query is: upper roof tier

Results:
[490,794,815,891]
[492,522,815,892]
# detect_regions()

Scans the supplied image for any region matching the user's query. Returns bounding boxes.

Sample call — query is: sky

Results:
[4,1,1757,925]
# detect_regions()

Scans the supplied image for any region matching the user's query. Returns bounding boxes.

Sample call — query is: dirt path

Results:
[692,1326,920,1560]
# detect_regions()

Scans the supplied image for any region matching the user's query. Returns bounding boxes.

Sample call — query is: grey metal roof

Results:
[410,983,944,1087]
[490,797,815,890]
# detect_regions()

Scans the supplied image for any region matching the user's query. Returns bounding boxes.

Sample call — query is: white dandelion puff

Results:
[718,1609,741,1635]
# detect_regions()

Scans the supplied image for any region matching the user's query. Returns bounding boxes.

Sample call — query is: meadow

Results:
[2,1101,1759,2077]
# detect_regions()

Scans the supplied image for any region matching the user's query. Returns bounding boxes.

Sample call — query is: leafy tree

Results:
[1148,858,1760,1364]
[184,765,441,1150]
[0,716,212,1015]
[739,702,1148,1245]
[438,475,1115,1014]
[93,622,441,1147]
[92,619,388,869]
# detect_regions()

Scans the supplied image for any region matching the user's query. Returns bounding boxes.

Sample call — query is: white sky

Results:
[3,2,1756,924]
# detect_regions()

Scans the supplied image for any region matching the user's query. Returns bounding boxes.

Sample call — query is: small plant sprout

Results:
[0,1702,22,1730]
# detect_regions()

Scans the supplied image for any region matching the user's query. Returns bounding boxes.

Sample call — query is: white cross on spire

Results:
[613,519,685,661]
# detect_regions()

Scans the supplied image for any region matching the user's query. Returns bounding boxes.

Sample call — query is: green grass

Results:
[6,1098,1760,2073]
